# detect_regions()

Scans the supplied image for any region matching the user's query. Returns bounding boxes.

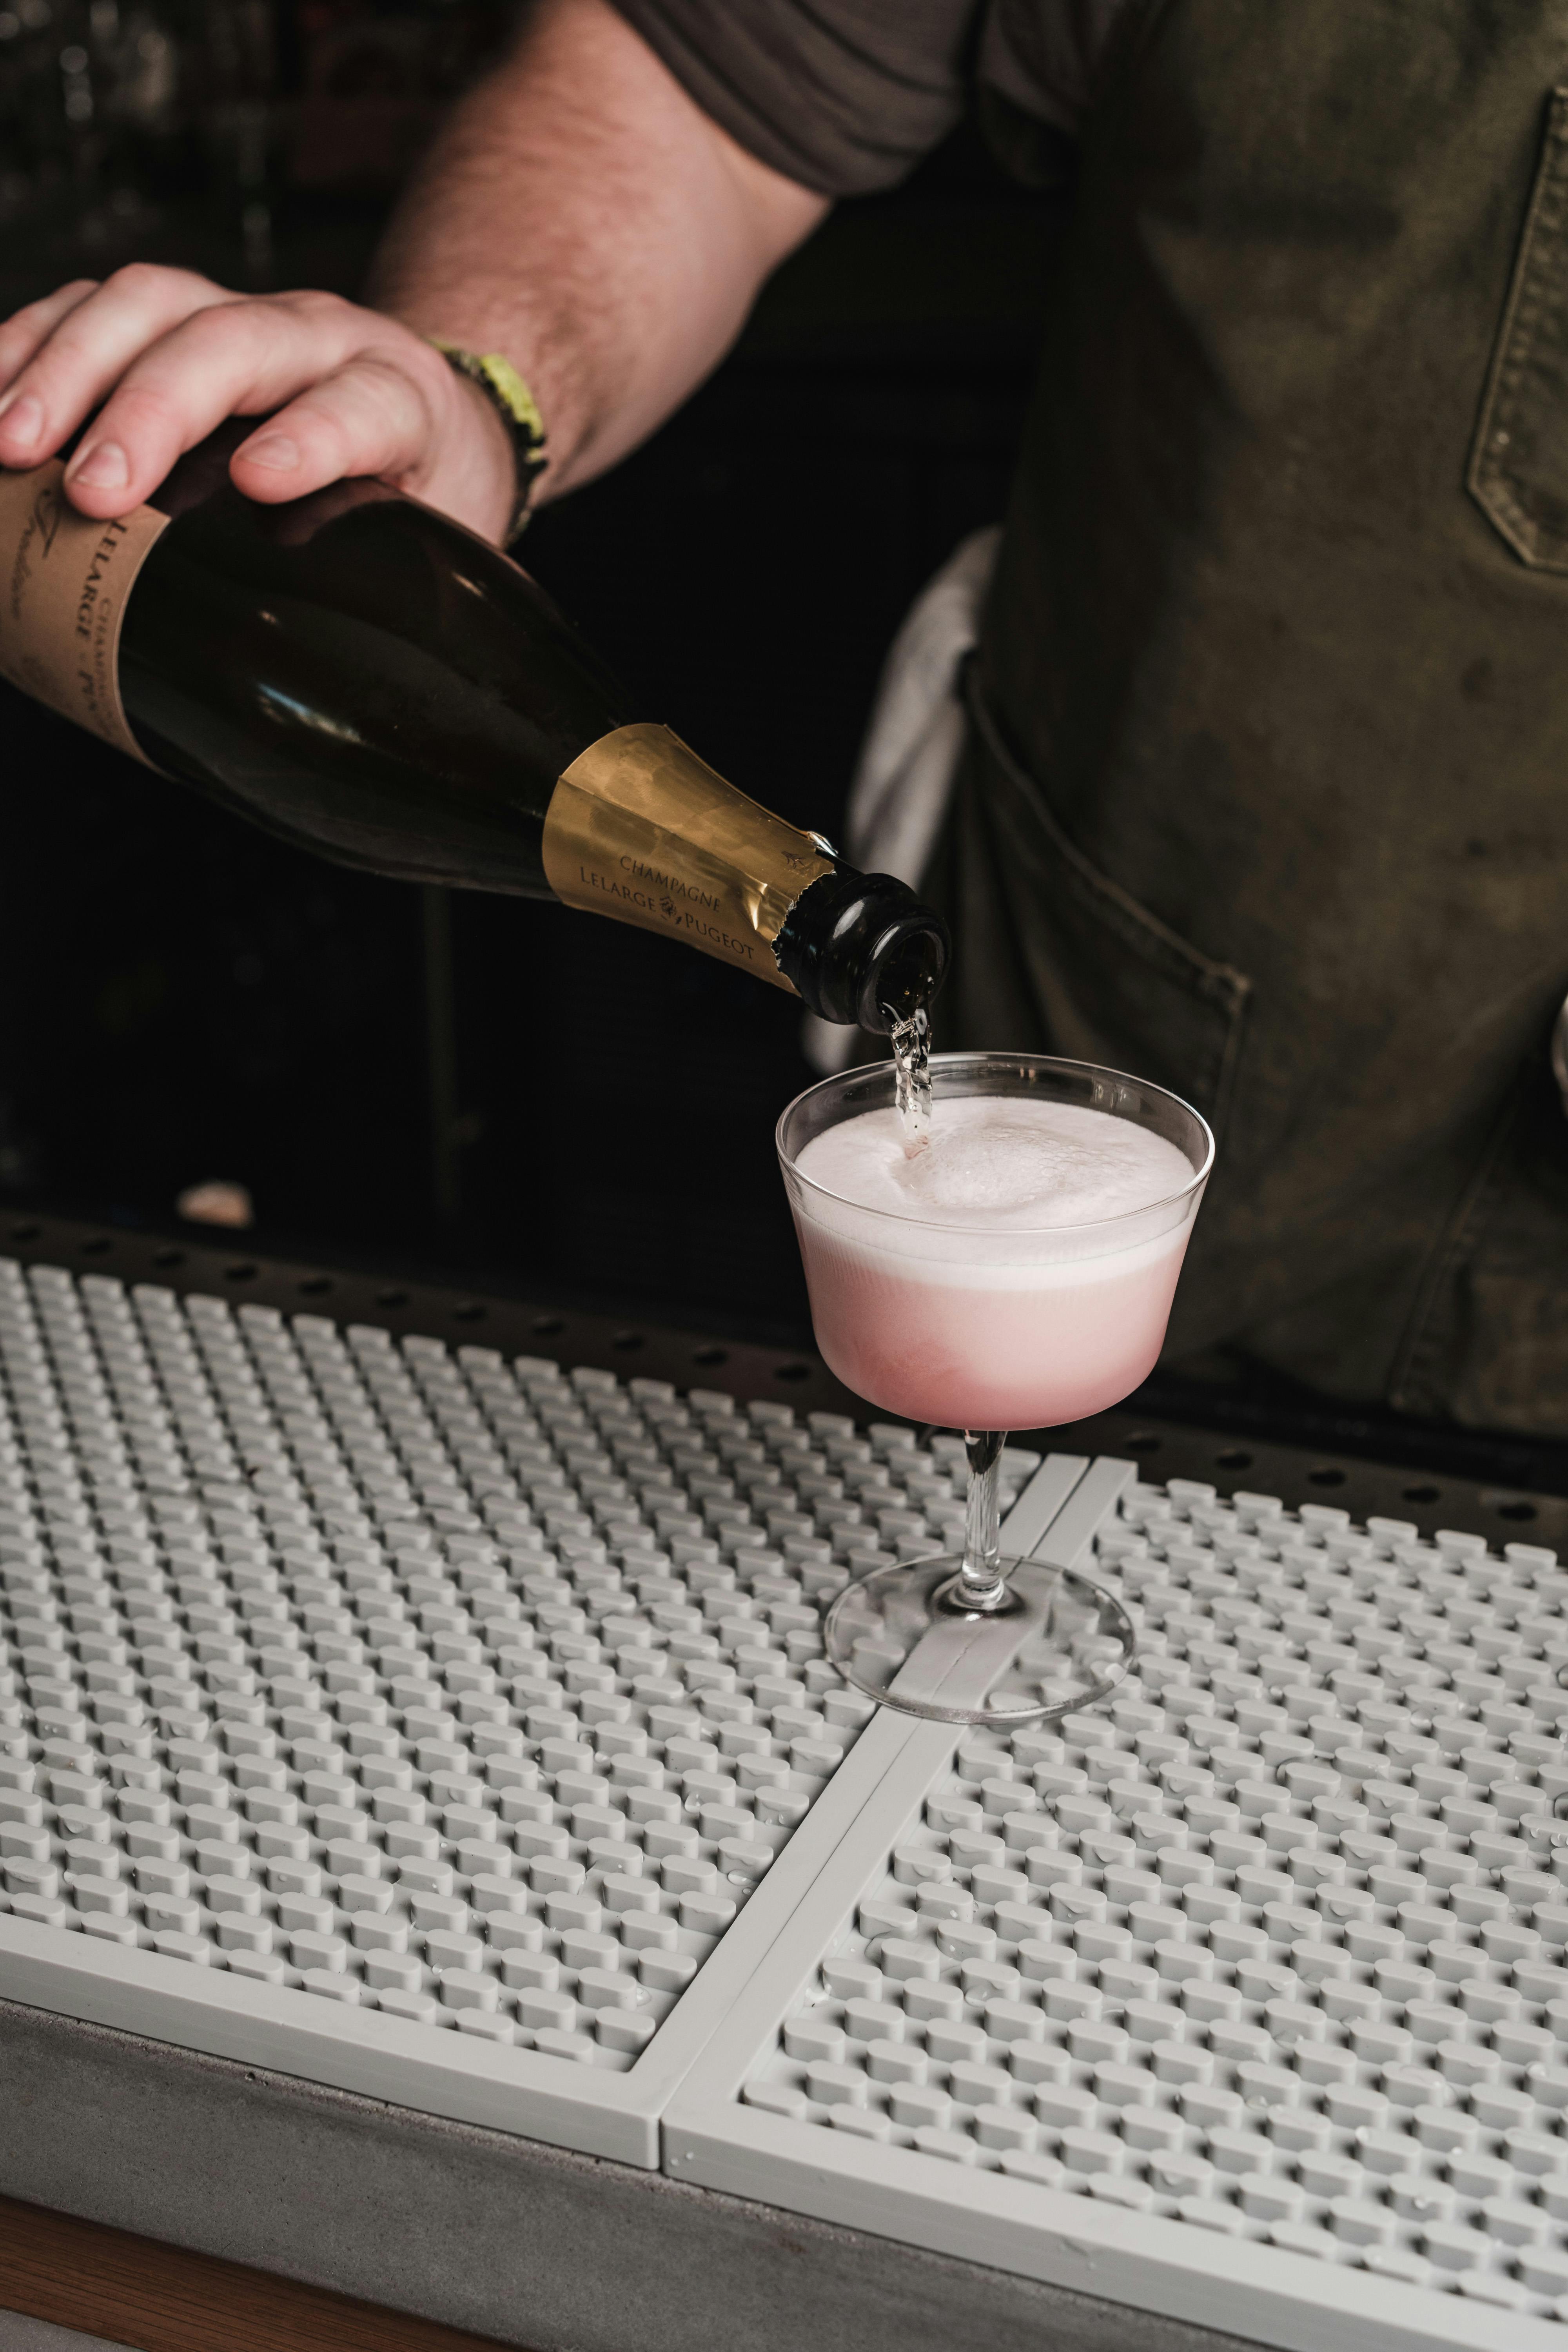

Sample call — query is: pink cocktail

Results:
[777,1054,1213,1725]
[795,1195,1192,1431]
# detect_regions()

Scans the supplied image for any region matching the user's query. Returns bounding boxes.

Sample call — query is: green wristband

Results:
[428,338,548,545]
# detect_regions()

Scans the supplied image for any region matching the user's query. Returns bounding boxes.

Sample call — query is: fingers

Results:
[0,279,99,400]
[59,289,377,516]
[225,343,515,543]
[228,351,439,505]
[0,265,233,478]
[0,265,512,542]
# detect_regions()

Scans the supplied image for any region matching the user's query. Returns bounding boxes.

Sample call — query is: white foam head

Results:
[791,1096,1201,1276]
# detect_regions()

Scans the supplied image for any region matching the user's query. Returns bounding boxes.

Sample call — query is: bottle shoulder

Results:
[115,448,630,894]
[149,470,624,723]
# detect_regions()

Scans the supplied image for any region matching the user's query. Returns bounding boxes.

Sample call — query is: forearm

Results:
[367,0,828,501]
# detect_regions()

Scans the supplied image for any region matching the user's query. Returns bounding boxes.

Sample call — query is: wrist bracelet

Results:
[427,338,547,545]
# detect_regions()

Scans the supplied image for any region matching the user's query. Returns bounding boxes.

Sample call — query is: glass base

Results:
[823,1553,1135,1726]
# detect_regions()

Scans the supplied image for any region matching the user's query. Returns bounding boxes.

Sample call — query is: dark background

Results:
[0,0,1053,1342]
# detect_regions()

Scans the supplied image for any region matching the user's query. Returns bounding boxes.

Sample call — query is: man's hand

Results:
[0,0,824,545]
[0,268,518,541]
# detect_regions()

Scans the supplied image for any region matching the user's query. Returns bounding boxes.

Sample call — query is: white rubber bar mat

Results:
[0,1256,1060,2166]
[665,1469,1568,2350]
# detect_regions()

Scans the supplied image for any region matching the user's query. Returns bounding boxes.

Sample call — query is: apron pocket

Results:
[964,668,1252,1134]
[1469,87,1568,570]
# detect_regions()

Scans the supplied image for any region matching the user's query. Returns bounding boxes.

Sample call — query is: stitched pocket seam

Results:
[1468,86,1568,570]
[965,668,1252,1019]
[966,668,1253,1133]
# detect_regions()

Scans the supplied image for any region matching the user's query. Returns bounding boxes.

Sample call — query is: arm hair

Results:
[368,0,829,498]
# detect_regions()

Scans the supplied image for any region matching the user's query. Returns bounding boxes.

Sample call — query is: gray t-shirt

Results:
[609,0,1127,196]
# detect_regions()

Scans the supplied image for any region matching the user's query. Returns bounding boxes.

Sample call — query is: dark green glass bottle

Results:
[0,428,947,1031]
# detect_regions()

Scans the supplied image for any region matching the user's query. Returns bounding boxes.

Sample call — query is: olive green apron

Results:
[956,0,1568,1433]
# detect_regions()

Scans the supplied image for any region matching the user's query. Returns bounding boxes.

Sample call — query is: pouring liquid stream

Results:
[888,1005,932,1158]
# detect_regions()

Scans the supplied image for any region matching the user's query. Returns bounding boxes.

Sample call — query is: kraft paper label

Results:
[542,722,836,990]
[0,461,169,764]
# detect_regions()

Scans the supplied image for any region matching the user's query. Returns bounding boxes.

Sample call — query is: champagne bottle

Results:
[0,430,948,1030]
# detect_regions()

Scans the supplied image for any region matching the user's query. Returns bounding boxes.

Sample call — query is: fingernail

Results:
[0,394,44,448]
[240,434,300,472]
[69,441,129,490]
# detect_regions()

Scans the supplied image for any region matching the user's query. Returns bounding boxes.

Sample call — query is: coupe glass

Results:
[777,1053,1213,1725]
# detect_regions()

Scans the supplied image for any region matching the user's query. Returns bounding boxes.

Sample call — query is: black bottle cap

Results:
[775,866,951,1034]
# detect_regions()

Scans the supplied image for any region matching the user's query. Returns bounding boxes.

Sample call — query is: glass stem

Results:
[957,1430,1008,1612]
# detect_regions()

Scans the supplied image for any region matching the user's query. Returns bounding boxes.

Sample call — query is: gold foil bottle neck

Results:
[541,722,837,989]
